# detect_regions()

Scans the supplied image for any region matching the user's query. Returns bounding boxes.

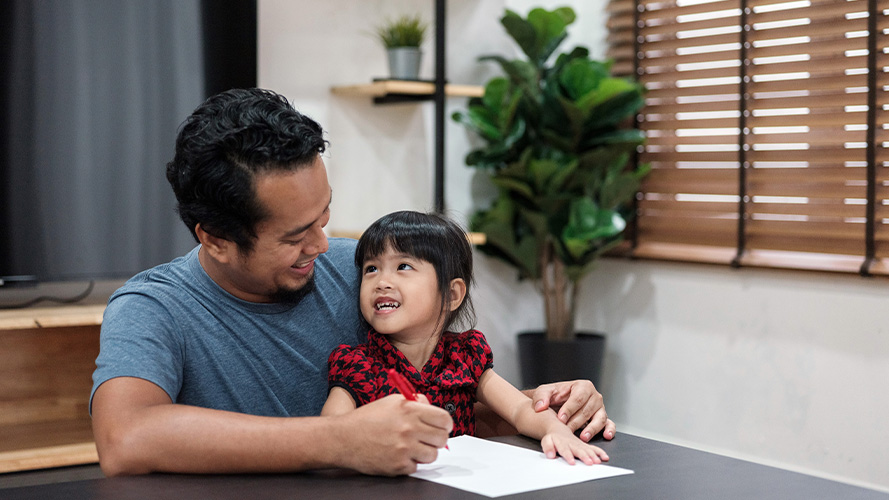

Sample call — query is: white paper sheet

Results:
[410,435,634,497]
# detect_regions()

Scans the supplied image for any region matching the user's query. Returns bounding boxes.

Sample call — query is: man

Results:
[91,88,614,477]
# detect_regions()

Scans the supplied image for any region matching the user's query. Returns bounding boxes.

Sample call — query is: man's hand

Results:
[335,394,453,476]
[530,380,615,442]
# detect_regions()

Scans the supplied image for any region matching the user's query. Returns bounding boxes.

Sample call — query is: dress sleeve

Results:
[464,329,494,377]
[327,345,376,406]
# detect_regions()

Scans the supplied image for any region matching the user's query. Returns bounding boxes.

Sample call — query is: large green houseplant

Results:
[453,6,647,384]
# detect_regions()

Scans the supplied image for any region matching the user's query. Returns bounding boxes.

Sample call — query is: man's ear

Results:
[447,278,467,312]
[195,224,236,264]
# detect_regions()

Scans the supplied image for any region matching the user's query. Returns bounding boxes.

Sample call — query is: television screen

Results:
[0,0,256,289]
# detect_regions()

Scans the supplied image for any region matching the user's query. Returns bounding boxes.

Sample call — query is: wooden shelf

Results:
[0,310,102,473]
[329,230,486,246]
[0,304,105,331]
[330,80,483,103]
[0,420,97,473]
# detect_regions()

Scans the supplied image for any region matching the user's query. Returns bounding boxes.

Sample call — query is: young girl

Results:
[321,210,609,465]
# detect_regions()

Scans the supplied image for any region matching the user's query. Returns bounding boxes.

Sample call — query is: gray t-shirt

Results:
[91,237,362,417]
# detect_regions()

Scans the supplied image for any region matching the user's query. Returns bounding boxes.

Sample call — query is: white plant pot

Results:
[387,47,422,80]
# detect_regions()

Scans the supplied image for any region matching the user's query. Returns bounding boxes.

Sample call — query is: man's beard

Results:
[269,273,317,304]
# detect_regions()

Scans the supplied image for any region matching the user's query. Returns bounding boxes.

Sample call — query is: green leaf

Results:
[482,78,510,113]
[540,129,575,153]
[492,176,535,201]
[501,9,540,63]
[552,46,591,74]
[517,205,550,240]
[527,7,574,64]
[577,77,635,110]
[464,106,502,141]
[545,157,579,194]
[479,56,538,90]
[600,167,644,209]
[583,87,646,132]
[559,59,605,102]
[564,198,625,238]
[556,96,586,143]
[584,128,646,149]
[527,158,559,193]
[561,199,626,260]
[471,196,540,279]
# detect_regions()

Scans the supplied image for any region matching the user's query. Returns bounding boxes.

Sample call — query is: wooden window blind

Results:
[607,0,889,275]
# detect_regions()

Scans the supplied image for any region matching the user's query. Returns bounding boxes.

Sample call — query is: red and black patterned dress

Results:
[327,329,494,436]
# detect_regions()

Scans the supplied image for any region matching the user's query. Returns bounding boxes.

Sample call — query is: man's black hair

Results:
[166,88,327,252]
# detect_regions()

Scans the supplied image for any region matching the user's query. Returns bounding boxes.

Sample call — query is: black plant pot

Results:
[517,331,606,389]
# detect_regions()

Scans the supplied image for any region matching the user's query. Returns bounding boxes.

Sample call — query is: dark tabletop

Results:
[1,433,886,499]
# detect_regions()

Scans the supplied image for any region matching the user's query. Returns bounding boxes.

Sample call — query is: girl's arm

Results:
[321,386,358,416]
[476,369,609,465]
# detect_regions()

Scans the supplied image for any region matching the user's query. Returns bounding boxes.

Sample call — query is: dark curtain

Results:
[202,0,257,97]
[1,0,256,282]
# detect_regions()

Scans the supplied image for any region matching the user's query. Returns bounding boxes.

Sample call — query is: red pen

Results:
[387,368,419,401]
[387,368,449,450]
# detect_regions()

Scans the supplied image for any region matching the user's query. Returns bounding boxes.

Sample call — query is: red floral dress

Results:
[327,329,493,436]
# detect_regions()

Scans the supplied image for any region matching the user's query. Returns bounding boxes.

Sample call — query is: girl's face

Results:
[360,245,444,340]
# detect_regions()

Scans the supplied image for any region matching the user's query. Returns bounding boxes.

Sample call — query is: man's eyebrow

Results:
[282,189,332,238]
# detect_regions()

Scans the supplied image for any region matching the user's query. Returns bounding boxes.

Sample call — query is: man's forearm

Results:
[94,377,453,476]
[96,404,342,475]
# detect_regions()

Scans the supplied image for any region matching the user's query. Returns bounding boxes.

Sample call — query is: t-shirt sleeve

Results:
[90,291,184,413]
[327,344,377,406]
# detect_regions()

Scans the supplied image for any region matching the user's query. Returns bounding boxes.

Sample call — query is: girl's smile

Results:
[373,297,401,312]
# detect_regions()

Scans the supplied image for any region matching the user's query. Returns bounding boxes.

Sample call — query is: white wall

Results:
[258,0,889,492]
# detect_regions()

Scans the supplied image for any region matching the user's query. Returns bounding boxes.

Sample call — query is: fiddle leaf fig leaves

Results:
[561,198,625,260]
[453,6,649,338]
[501,8,576,67]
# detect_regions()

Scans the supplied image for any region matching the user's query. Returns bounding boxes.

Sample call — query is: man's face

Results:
[216,156,332,303]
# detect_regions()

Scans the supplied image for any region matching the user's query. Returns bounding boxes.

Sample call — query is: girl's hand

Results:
[540,428,610,465]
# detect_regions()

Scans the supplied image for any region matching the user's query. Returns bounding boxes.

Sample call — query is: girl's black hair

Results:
[355,211,476,334]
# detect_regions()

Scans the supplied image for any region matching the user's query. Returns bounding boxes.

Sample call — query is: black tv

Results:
[0,0,256,301]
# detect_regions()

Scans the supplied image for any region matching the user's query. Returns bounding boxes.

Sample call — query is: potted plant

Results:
[375,14,428,81]
[452,6,648,388]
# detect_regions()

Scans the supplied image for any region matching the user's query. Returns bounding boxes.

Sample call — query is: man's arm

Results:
[91,377,452,476]
[474,379,615,441]
[527,380,615,441]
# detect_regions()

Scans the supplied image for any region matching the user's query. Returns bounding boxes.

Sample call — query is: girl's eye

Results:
[364,265,377,274]
[397,263,413,271]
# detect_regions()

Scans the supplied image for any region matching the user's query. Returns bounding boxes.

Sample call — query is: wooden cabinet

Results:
[0,305,103,472]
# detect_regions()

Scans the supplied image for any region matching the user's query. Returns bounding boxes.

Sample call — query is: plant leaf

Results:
[479,56,538,89]
[561,198,627,261]
[501,9,540,63]
[527,7,574,65]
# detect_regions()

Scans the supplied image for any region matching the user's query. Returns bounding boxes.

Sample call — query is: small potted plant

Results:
[375,14,428,80]
[453,6,648,388]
